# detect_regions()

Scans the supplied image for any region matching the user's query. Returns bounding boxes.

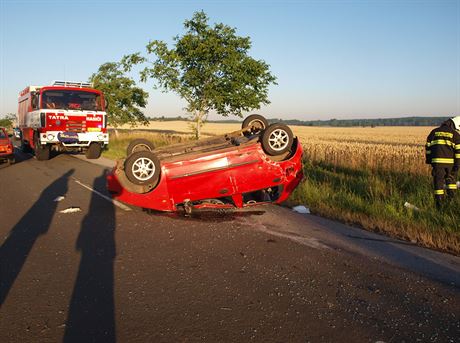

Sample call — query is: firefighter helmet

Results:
[451,116,460,131]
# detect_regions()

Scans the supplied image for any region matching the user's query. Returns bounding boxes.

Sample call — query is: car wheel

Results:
[261,124,294,156]
[7,156,15,165]
[242,114,269,135]
[127,139,155,156]
[85,142,102,159]
[124,151,161,187]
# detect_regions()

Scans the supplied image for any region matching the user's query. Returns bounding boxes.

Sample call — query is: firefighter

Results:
[425,116,460,208]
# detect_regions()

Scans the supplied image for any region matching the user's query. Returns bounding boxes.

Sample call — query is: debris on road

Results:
[59,207,81,214]
[292,205,310,214]
[404,202,420,211]
[53,196,65,202]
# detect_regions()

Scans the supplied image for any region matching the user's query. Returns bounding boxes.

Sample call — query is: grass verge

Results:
[290,160,460,254]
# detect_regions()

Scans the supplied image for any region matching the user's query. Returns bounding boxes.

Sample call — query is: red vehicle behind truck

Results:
[0,127,15,165]
[17,81,109,160]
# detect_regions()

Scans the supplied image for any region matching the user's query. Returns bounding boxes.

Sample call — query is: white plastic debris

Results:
[292,205,310,214]
[59,207,81,214]
[54,196,65,202]
[404,202,420,211]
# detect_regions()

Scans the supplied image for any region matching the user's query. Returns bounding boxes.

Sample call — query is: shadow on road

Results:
[63,170,116,343]
[0,147,33,170]
[144,208,266,223]
[0,169,74,307]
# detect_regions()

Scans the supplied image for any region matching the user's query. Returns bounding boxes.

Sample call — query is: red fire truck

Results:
[17,81,109,160]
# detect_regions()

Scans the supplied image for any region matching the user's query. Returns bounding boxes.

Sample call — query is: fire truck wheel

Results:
[35,144,50,161]
[261,123,294,156]
[124,151,161,187]
[33,133,50,161]
[242,114,269,136]
[126,139,155,156]
[85,143,102,159]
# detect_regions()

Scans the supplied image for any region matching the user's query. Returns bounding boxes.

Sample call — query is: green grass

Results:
[290,160,460,254]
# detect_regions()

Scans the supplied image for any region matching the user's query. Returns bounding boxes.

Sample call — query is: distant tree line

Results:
[270,117,450,127]
[146,116,450,127]
[147,115,241,123]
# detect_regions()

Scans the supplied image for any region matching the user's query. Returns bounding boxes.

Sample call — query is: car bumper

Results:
[0,152,14,160]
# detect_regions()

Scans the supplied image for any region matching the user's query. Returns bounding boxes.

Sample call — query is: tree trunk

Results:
[195,116,201,140]
[194,110,205,140]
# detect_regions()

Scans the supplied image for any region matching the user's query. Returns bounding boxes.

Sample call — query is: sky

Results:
[0,0,459,120]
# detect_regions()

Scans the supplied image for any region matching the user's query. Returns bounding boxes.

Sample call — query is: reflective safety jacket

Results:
[425,121,460,166]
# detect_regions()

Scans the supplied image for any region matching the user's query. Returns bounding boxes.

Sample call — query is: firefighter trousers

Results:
[432,165,458,199]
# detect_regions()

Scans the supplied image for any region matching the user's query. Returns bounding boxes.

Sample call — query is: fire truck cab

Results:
[17,81,109,160]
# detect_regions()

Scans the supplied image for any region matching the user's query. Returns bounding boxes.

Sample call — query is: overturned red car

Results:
[106,115,303,212]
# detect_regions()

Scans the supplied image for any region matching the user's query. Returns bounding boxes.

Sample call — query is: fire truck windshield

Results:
[42,90,102,111]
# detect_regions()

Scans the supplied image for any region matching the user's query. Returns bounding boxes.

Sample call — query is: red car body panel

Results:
[0,128,14,161]
[107,139,303,212]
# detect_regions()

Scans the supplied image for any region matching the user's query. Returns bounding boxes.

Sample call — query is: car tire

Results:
[261,123,294,156]
[242,114,269,135]
[124,151,161,187]
[126,139,155,156]
[7,156,15,165]
[86,142,102,159]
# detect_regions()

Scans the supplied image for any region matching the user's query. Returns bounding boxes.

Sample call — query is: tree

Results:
[90,62,149,128]
[0,113,16,128]
[122,11,277,139]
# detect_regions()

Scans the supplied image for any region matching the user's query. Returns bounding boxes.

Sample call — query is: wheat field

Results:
[117,121,432,175]
[293,126,430,175]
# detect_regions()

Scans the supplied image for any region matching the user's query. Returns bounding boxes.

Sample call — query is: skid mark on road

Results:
[73,179,131,211]
[238,216,328,250]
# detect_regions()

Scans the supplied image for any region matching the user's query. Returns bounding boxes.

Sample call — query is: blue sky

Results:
[1,0,459,120]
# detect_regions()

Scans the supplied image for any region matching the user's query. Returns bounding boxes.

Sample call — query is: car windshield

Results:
[0,130,7,139]
[42,90,102,111]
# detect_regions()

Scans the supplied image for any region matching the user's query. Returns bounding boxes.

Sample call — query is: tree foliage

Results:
[0,113,16,128]
[90,62,149,128]
[122,11,277,138]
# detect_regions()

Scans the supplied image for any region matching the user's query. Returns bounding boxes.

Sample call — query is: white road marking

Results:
[59,207,82,214]
[73,179,131,211]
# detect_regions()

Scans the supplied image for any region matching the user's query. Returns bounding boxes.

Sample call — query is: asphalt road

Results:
[0,148,459,343]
